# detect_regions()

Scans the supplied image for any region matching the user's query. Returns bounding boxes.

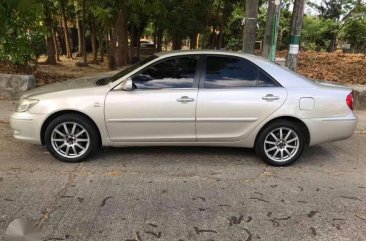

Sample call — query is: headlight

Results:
[16,99,39,112]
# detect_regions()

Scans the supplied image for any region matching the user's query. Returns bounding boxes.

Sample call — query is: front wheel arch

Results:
[41,110,102,147]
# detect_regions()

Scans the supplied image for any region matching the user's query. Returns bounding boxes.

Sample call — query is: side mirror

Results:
[122,78,133,91]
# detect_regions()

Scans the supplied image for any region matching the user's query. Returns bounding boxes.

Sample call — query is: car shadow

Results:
[87,144,336,167]
[89,146,262,166]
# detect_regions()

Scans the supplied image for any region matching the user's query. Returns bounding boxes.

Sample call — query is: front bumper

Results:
[303,112,358,146]
[10,112,46,144]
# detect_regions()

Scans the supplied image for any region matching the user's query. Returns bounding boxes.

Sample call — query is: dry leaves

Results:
[1,52,365,86]
[277,50,366,85]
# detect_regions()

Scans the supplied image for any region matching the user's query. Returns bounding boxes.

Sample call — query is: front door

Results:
[196,55,287,142]
[105,55,199,142]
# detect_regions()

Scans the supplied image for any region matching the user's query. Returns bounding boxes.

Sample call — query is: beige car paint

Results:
[10,50,357,150]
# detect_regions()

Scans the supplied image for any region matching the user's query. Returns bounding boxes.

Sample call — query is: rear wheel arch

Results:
[255,116,310,147]
[41,110,102,146]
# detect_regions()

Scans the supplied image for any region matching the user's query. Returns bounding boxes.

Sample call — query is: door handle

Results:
[177,96,195,103]
[262,94,280,101]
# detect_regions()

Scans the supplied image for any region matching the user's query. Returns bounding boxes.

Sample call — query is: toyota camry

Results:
[10,50,358,166]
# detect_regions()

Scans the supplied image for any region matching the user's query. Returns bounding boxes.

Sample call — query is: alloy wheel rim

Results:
[264,127,299,163]
[51,122,90,158]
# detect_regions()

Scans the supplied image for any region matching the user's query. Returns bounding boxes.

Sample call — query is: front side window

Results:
[204,56,279,88]
[131,56,198,89]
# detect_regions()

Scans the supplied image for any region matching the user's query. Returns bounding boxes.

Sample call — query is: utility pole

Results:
[242,0,259,54]
[262,0,281,61]
[286,0,305,71]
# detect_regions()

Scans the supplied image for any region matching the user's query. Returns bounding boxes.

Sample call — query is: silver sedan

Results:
[10,50,358,166]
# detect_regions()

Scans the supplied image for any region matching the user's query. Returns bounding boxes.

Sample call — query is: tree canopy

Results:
[0,0,365,67]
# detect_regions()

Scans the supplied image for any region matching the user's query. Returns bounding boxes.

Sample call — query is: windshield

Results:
[97,55,158,85]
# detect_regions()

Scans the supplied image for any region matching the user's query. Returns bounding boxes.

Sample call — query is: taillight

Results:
[346,91,354,111]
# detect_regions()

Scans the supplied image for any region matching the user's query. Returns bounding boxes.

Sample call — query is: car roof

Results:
[155,49,251,58]
[154,50,272,68]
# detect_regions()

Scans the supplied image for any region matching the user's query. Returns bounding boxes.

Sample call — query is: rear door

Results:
[196,55,287,142]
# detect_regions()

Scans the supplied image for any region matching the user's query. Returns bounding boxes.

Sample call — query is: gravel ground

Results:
[0,101,365,241]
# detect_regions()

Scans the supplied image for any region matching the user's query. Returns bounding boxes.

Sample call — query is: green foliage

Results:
[223,1,245,50]
[143,22,155,37]
[0,0,45,64]
[256,6,265,39]
[277,5,292,50]
[225,37,242,51]
[164,0,213,43]
[308,0,359,21]
[301,16,339,51]
[305,0,365,51]
[341,17,366,51]
[1,0,364,68]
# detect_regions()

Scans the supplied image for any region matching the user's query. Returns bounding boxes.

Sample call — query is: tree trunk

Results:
[108,15,122,70]
[217,31,223,49]
[90,18,98,63]
[55,27,65,56]
[99,32,104,63]
[278,26,284,49]
[286,0,305,71]
[60,0,72,58]
[218,1,230,50]
[116,8,128,67]
[153,23,157,52]
[328,33,337,52]
[52,26,60,61]
[209,29,218,49]
[190,33,198,49]
[130,25,135,62]
[76,16,84,57]
[263,0,281,61]
[108,29,116,70]
[157,28,163,52]
[82,0,87,64]
[242,0,259,54]
[44,2,57,65]
[172,37,182,50]
[136,30,141,59]
[262,0,276,59]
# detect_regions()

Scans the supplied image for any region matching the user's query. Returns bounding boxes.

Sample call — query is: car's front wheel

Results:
[256,120,305,166]
[44,114,99,162]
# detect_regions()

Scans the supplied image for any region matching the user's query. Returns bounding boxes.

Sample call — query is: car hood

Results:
[21,72,117,99]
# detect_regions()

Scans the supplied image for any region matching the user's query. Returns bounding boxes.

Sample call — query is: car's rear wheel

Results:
[44,114,99,162]
[256,120,305,166]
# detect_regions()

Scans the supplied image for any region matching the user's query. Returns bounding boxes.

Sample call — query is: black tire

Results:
[255,120,305,166]
[44,114,99,163]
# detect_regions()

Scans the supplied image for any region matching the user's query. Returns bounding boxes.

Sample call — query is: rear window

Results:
[205,56,257,88]
[204,56,280,88]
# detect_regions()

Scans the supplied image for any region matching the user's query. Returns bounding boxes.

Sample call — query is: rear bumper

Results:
[10,112,45,144]
[303,113,358,146]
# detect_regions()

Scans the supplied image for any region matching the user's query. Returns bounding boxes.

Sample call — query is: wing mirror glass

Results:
[122,77,133,91]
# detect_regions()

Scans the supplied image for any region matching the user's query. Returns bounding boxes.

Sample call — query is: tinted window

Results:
[131,56,198,89]
[97,55,158,85]
[258,70,278,87]
[205,56,258,88]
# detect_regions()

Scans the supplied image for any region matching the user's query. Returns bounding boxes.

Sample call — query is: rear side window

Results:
[204,56,279,88]
[131,56,198,89]
[258,70,278,87]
